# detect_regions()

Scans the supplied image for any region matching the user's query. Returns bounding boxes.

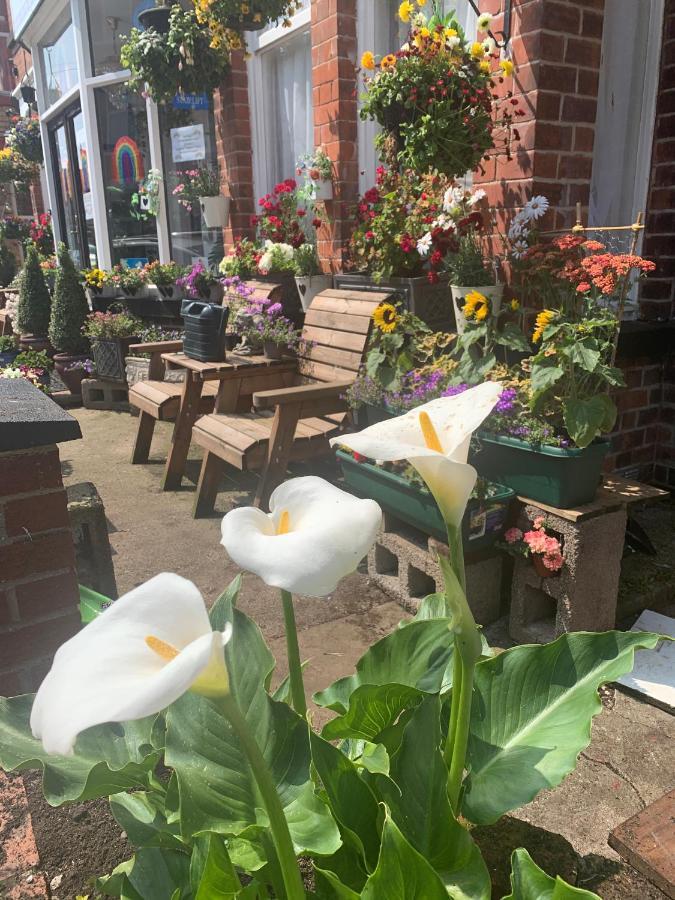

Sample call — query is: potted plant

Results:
[15,245,52,351]
[6,115,43,165]
[83,311,143,381]
[82,267,116,303]
[177,260,224,303]
[193,0,299,33]
[120,6,232,105]
[48,244,92,395]
[219,237,262,279]
[500,516,565,578]
[339,168,465,330]
[29,213,53,257]
[138,0,172,33]
[297,147,333,201]
[125,324,185,386]
[173,166,229,228]
[0,148,38,189]
[108,264,148,299]
[359,3,522,178]
[0,335,19,366]
[236,289,302,359]
[448,232,503,334]
[143,261,187,299]
[13,349,53,387]
[292,244,332,311]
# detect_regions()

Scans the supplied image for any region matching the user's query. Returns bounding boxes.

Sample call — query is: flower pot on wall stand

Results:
[200,196,230,229]
[311,178,333,201]
[294,274,332,312]
[531,554,559,579]
[451,284,504,335]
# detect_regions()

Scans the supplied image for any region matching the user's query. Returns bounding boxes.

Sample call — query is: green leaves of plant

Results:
[503,848,601,899]
[530,360,564,397]
[564,395,617,448]
[0,695,160,805]
[97,848,191,900]
[461,631,663,825]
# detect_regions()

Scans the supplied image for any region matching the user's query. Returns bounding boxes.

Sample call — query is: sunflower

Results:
[399,0,414,22]
[373,303,399,333]
[532,309,556,342]
[462,290,490,321]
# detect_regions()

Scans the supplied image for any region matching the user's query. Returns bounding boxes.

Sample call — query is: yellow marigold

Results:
[500,58,514,77]
[420,26,430,37]
[470,41,484,58]
[532,309,556,342]
[479,60,491,73]
[373,303,399,333]
[510,298,520,311]
[399,0,414,22]
[380,53,397,69]
[361,51,375,70]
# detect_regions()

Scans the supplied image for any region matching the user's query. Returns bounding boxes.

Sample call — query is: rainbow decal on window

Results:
[112,136,144,186]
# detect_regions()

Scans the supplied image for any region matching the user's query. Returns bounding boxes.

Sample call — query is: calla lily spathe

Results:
[221,476,382,597]
[31,574,232,756]
[331,382,503,526]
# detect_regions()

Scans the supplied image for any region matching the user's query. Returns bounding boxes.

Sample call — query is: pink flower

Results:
[523,530,548,554]
[532,516,546,530]
[543,535,561,554]
[542,552,564,571]
[504,527,523,544]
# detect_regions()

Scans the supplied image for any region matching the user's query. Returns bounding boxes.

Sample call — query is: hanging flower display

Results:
[0,148,39,188]
[120,6,233,104]
[6,115,43,165]
[359,1,523,178]
[193,0,300,39]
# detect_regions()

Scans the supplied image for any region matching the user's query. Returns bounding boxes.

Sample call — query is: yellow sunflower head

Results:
[532,309,556,342]
[462,290,488,320]
[399,0,414,22]
[373,303,400,333]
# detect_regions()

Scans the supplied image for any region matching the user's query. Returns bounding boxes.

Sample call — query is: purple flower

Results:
[495,387,517,414]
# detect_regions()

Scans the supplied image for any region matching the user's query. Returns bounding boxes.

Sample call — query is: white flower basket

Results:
[312,178,333,201]
[450,284,504,335]
[295,274,333,312]
[200,195,230,229]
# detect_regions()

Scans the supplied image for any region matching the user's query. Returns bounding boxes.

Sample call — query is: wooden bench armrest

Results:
[253,380,353,409]
[128,340,184,354]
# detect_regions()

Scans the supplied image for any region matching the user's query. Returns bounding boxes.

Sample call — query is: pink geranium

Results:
[523,530,549,554]
[504,527,523,544]
[542,552,564,571]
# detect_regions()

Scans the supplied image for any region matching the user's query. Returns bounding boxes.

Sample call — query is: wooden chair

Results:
[128,281,282,465]
[191,288,391,515]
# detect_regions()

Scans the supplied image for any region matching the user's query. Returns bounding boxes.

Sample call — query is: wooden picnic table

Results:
[159,351,296,491]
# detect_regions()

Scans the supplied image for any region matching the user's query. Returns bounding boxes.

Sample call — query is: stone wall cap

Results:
[0,379,82,452]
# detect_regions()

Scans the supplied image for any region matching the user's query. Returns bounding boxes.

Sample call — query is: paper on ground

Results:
[616,610,675,710]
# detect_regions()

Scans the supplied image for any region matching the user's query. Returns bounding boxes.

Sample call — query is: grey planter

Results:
[333,272,455,331]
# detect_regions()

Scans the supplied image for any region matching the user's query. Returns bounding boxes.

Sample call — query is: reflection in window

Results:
[95,83,158,266]
[40,21,78,108]
[159,102,224,268]
[86,0,138,76]
[259,29,312,190]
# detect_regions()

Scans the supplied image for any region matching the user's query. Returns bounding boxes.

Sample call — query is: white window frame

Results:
[247,4,312,200]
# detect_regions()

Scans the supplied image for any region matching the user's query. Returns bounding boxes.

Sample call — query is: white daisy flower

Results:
[523,195,550,220]
[511,238,529,259]
[477,12,493,31]
[482,36,497,55]
[468,188,486,206]
[446,35,461,49]
[417,233,433,257]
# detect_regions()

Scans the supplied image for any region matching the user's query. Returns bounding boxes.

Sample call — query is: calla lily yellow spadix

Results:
[331,382,503,528]
[220,476,382,597]
[30,573,232,756]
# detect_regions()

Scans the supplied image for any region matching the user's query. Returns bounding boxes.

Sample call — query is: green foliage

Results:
[504,849,601,899]
[0,241,17,287]
[16,244,51,336]
[14,349,53,371]
[447,233,494,287]
[364,302,431,391]
[48,243,90,354]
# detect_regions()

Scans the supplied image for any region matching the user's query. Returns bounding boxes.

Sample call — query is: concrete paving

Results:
[60,407,675,895]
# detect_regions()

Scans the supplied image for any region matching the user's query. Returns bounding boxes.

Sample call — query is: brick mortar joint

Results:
[0,486,69,507]
[0,565,76,592]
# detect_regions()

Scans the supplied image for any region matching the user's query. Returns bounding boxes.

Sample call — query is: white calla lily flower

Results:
[221,476,382,597]
[331,382,503,527]
[31,574,232,756]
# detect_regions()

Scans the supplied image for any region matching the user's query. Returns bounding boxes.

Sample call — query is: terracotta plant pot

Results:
[19,334,51,353]
[53,353,90,395]
[531,554,557,578]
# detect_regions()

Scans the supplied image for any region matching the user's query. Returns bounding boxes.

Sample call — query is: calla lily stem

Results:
[217,694,305,900]
[281,590,307,718]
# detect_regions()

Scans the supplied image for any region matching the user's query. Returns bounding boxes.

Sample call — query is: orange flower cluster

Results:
[567,253,655,296]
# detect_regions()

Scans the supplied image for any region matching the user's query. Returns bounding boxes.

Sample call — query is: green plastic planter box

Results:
[79,584,111,624]
[470,433,611,508]
[337,450,514,551]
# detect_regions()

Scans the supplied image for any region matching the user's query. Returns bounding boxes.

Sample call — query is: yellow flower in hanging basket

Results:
[373,303,400,333]
[500,59,514,77]
[361,51,375,70]
[399,0,414,23]
[380,53,397,69]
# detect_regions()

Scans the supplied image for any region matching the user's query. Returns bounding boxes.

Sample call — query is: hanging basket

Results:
[224,15,267,30]
[138,5,172,33]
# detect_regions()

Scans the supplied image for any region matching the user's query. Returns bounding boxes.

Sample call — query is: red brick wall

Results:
[474,0,605,233]
[311,0,360,272]
[641,0,675,321]
[0,446,81,696]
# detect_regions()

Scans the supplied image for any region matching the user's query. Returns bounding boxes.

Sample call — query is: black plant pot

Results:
[138,5,172,33]
[20,85,36,105]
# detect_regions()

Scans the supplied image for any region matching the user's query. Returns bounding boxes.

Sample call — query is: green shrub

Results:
[48,243,90,354]
[0,242,17,287]
[15,244,51,336]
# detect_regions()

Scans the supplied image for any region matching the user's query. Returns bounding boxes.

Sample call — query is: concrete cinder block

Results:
[509,503,628,644]
[81,378,129,411]
[366,515,503,625]
[67,482,118,600]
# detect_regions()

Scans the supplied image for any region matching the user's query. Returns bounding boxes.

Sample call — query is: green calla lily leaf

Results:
[109,791,184,851]
[0,695,160,805]
[503,848,601,899]
[462,631,664,825]
[97,848,191,900]
[190,833,242,899]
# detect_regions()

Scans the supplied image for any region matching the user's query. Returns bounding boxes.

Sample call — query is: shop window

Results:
[39,18,78,108]
[86,0,139,77]
[159,101,225,268]
[94,83,158,266]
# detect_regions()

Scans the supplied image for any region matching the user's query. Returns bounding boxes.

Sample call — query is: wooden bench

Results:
[191,288,391,514]
[128,281,282,465]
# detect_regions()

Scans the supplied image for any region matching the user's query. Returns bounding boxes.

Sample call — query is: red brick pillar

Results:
[474,0,606,231]
[311,0,360,272]
[0,384,82,696]
[215,53,256,245]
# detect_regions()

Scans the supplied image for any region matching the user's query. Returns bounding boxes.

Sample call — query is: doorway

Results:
[49,104,95,268]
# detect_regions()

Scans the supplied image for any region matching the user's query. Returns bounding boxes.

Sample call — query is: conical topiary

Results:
[16,244,51,337]
[49,243,90,354]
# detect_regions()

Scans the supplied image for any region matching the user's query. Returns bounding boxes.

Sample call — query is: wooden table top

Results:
[161,351,296,381]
